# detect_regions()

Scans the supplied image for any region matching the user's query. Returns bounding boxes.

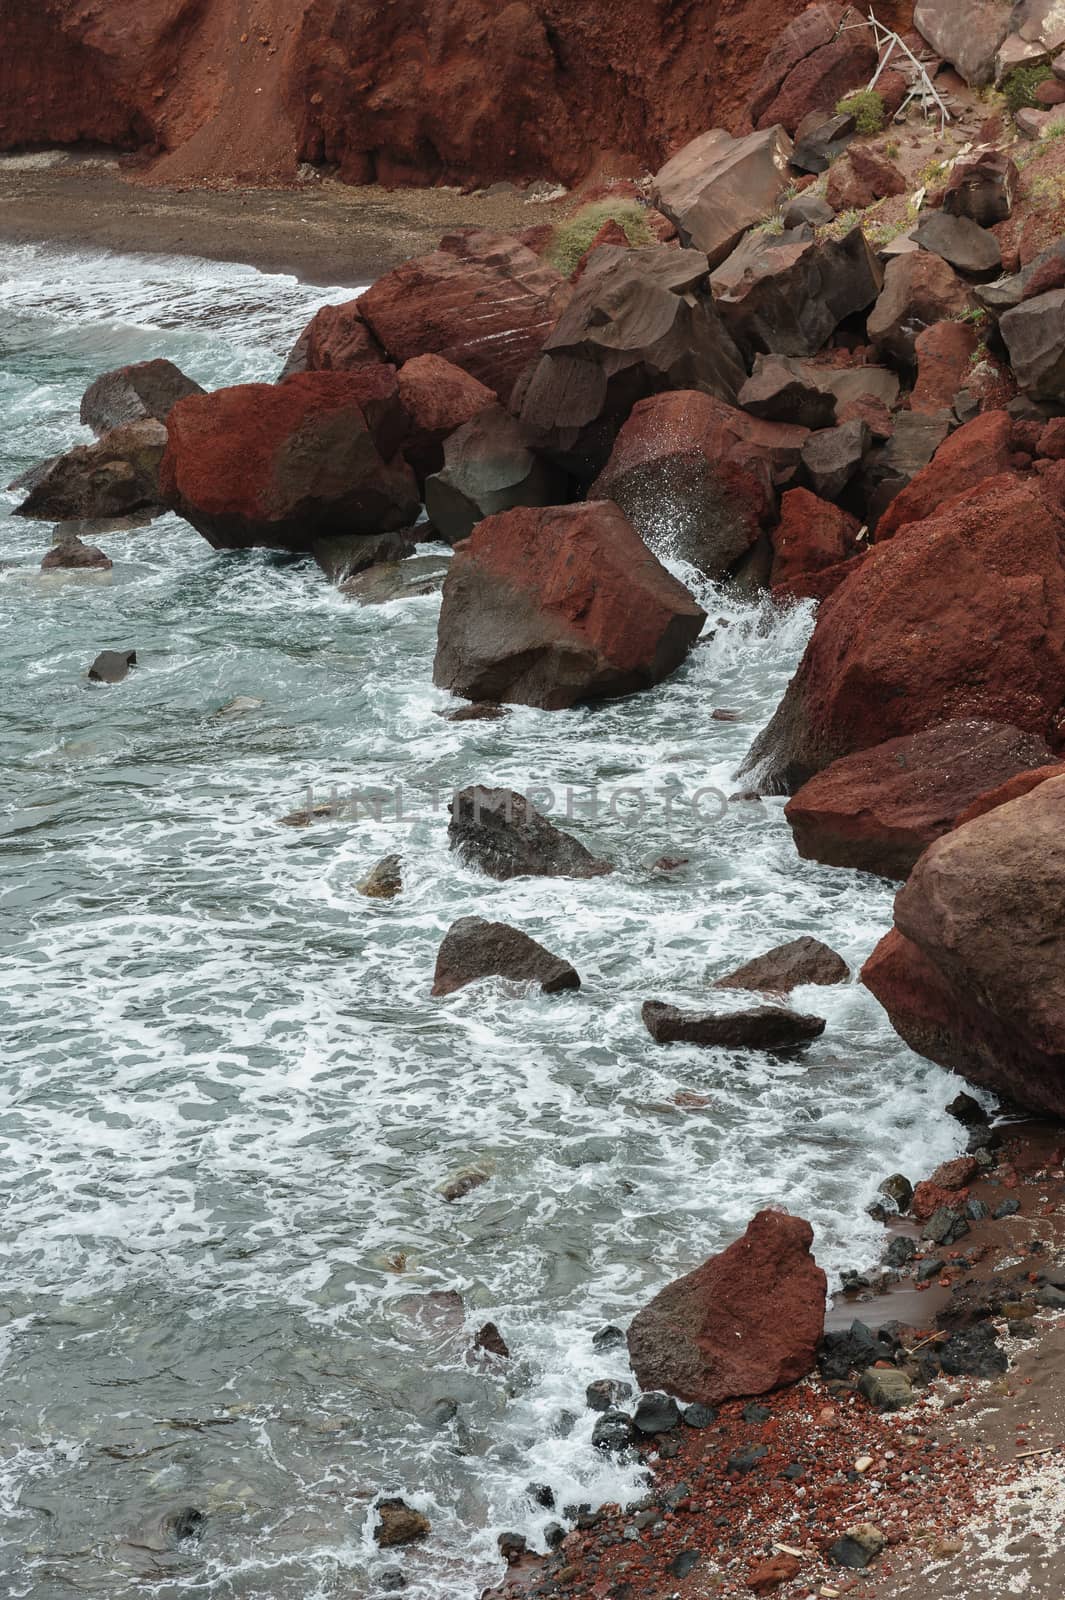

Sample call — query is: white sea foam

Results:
[0,242,966,1599]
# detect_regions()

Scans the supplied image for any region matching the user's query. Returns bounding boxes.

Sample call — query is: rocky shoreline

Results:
[7,2,1065,1595]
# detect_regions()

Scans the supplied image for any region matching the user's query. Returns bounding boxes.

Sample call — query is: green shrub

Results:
[836,88,886,136]
[547,200,654,276]
[1002,62,1053,116]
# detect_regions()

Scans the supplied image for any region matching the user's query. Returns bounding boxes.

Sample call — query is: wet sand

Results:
[0,156,571,285]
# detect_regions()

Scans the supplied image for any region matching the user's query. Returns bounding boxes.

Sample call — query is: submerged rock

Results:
[357,854,403,899]
[341,556,448,606]
[88,649,136,684]
[448,785,611,881]
[431,917,580,997]
[627,1209,827,1404]
[433,501,705,710]
[642,1000,825,1050]
[374,1498,430,1547]
[42,533,112,571]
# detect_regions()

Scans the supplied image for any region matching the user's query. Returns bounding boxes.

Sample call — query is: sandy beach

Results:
[0,154,571,284]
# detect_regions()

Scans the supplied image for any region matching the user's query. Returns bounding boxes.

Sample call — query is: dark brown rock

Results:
[80,359,204,436]
[431,916,580,997]
[711,227,882,359]
[715,937,850,994]
[16,421,167,522]
[867,252,975,367]
[424,406,564,544]
[653,125,794,267]
[642,1000,826,1049]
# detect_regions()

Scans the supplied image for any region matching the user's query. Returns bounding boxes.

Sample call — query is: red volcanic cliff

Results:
[0,0,901,189]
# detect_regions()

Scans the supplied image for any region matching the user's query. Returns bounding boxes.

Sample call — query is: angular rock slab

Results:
[627,1210,828,1405]
[433,501,706,710]
[1001,288,1065,402]
[785,720,1056,878]
[862,774,1065,1117]
[711,227,882,359]
[642,1000,826,1050]
[448,786,612,880]
[431,917,580,997]
[914,0,1011,86]
[654,125,794,268]
[424,406,564,544]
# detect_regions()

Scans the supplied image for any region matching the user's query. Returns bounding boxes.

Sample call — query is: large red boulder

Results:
[396,354,496,479]
[862,773,1065,1117]
[874,411,1014,539]
[785,720,1055,878]
[160,372,420,552]
[279,301,383,378]
[770,487,861,602]
[357,230,570,402]
[589,390,803,578]
[432,500,706,709]
[740,475,1065,792]
[626,1210,827,1405]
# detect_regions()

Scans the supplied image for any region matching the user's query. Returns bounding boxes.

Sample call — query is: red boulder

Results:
[740,475,1065,792]
[357,230,570,402]
[590,389,802,578]
[432,500,706,710]
[784,720,1054,878]
[160,372,420,552]
[626,1210,827,1405]
[770,487,860,601]
[826,147,907,211]
[280,301,383,378]
[875,411,1014,539]
[863,773,1065,1117]
[954,761,1065,826]
[756,18,877,133]
[396,354,496,479]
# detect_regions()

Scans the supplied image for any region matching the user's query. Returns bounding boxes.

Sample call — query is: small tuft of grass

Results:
[883,139,901,160]
[836,88,887,135]
[1002,62,1053,116]
[957,306,989,326]
[547,199,654,276]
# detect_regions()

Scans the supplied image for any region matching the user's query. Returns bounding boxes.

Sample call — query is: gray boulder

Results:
[802,419,869,501]
[711,227,883,358]
[1001,288,1065,400]
[915,211,1002,280]
[914,0,1011,85]
[80,359,204,437]
[449,786,612,880]
[425,406,563,543]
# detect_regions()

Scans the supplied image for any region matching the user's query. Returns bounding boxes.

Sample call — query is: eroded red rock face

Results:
[627,1210,827,1406]
[741,476,1065,793]
[875,411,1014,539]
[0,0,833,187]
[863,775,1065,1118]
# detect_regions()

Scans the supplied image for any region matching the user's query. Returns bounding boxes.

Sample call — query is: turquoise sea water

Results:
[0,240,965,1599]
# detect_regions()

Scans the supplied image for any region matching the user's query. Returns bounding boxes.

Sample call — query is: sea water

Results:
[0,240,965,1599]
